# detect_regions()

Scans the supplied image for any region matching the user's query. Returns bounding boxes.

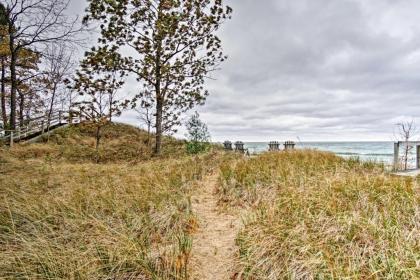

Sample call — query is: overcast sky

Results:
[70,0,420,142]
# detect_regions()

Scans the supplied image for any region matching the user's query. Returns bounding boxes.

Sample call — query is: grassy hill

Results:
[1,122,188,163]
[0,122,223,279]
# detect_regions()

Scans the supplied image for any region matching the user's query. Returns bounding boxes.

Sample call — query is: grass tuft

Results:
[218,150,419,279]
[0,145,222,279]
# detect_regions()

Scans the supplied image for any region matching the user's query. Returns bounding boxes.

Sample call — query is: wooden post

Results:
[393,142,399,171]
[416,145,420,169]
[59,111,62,124]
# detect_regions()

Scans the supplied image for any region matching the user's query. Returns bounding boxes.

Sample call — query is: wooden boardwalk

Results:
[0,110,77,145]
[391,169,420,177]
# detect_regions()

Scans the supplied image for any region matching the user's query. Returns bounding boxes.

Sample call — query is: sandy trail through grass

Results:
[190,173,241,280]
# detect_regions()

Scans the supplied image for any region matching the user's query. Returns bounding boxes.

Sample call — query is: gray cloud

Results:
[199,0,420,141]
[70,0,420,141]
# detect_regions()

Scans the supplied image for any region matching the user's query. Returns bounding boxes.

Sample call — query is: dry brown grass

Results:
[0,130,224,279]
[3,122,188,163]
[2,130,419,280]
[218,151,420,279]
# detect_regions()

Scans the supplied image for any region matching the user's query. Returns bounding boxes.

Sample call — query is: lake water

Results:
[243,141,417,167]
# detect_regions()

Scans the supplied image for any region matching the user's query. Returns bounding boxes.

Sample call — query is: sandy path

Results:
[190,174,241,280]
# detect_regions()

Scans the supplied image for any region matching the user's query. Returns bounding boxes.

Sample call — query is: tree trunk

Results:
[154,29,163,155]
[147,121,151,147]
[404,141,409,171]
[153,4,164,155]
[25,92,34,121]
[95,125,101,163]
[9,34,17,131]
[108,95,113,121]
[155,96,163,154]
[18,89,24,128]
[46,83,57,142]
[0,57,7,128]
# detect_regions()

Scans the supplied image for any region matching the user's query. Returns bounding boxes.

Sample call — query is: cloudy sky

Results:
[71,0,420,142]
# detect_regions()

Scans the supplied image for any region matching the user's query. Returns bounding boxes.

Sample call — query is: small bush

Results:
[185,112,210,155]
[186,141,210,155]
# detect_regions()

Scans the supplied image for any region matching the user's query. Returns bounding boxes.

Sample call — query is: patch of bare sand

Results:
[190,174,242,280]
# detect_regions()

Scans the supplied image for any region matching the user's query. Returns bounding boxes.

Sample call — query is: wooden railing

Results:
[0,110,79,146]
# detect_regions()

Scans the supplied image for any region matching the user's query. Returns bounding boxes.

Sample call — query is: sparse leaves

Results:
[70,57,129,161]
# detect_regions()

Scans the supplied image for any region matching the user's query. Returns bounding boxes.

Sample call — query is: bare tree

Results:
[15,47,41,127]
[1,0,83,130]
[23,78,44,120]
[395,120,417,170]
[72,65,128,162]
[135,102,155,147]
[42,44,74,140]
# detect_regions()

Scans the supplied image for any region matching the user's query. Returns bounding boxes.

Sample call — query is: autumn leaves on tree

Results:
[0,0,81,131]
[77,0,232,154]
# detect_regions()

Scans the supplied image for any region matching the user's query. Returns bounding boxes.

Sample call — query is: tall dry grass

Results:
[3,122,188,163]
[218,151,419,279]
[0,150,222,279]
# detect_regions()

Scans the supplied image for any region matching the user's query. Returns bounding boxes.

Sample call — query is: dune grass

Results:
[0,142,223,279]
[218,151,419,279]
[2,128,419,280]
[2,122,187,163]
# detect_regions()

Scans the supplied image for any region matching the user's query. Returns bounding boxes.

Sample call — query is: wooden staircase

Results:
[0,110,78,145]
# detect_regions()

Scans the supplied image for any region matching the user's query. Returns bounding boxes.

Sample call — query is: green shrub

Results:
[185,112,210,155]
[186,141,210,154]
